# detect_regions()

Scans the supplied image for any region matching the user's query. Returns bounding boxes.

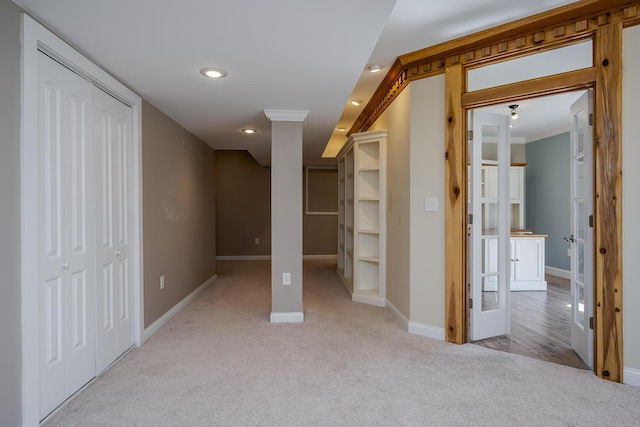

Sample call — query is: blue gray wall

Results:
[525,132,571,271]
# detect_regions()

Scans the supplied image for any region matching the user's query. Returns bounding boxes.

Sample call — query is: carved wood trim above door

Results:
[349,0,639,136]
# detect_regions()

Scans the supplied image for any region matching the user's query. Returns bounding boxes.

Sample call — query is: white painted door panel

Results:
[38,52,95,419]
[469,111,511,341]
[94,88,134,373]
[569,90,594,368]
[113,97,135,357]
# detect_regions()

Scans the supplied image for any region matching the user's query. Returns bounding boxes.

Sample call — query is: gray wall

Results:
[215,151,271,256]
[525,132,571,271]
[303,168,338,256]
[215,150,338,257]
[0,1,24,425]
[142,101,217,327]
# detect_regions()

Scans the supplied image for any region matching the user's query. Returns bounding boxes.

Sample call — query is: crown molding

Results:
[264,109,309,126]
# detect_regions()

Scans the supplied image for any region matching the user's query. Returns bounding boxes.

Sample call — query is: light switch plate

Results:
[424,198,438,212]
[283,273,291,285]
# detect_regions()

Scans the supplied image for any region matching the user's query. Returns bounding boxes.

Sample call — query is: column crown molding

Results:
[264,109,309,126]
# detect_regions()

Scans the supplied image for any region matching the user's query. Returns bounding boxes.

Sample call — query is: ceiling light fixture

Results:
[366,63,384,73]
[200,67,228,79]
[337,127,347,132]
[241,128,257,134]
[509,104,519,120]
[351,99,363,106]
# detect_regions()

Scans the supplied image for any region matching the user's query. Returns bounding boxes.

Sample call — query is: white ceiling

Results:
[14,0,580,166]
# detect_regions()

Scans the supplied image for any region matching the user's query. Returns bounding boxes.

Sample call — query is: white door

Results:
[94,87,135,373]
[469,111,511,341]
[568,90,594,367]
[38,52,96,419]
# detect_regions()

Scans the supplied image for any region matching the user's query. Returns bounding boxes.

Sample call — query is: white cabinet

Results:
[483,235,547,291]
[337,130,386,307]
[510,236,547,291]
[483,165,525,230]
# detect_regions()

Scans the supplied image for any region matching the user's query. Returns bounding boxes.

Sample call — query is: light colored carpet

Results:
[45,260,640,426]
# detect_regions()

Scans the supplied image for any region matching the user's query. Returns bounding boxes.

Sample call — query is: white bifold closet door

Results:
[94,87,134,374]
[38,51,134,420]
[38,52,96,418]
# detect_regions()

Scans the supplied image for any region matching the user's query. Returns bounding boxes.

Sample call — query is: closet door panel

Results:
[114,99,134,355]
[64,67,96,394]
[94,88,134,373]
[94,88,118,373]
[38,52,95,419]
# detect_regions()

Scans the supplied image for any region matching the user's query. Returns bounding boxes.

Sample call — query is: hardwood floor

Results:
[473,275,589,370]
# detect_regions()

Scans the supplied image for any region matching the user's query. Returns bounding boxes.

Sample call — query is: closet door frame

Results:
[20,14,143,425]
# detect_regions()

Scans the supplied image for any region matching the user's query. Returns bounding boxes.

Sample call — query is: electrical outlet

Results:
[282,273,291,285]
[255,237,260,244]
[160,275,165,290]
[424,198,438,212]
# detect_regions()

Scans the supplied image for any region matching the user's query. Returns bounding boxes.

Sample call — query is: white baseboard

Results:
[408,322,446,341]
[142,274,217,343]
[546,266,571,279]
[270,312,304,323]
[353,291,386,307]
[303,254,337,260]
[216,255,337,261]
[386,299,445,341]
[624,368,640,387]
[386,298,409,330]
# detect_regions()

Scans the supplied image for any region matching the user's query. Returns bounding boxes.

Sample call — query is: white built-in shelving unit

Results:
[336,130,386,307]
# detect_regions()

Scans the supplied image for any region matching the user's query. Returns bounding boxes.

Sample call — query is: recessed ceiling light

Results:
[351,99,363,106]
[200,67,228,79]
[337,127,347,132]
[241,128,257,134]
[366,64,384,73]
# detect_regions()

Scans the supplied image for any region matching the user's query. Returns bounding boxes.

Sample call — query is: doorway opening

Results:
[467,90,593,370]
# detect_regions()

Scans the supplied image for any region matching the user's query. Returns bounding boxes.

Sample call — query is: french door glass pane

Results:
[575,280,586,328]
[577,200,585,240]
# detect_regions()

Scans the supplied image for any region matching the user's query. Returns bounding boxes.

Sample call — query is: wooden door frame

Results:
[445,23,624,382]
[346,1,635,383]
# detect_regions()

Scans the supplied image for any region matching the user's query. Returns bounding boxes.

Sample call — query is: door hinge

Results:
[589,113,593,126]
[468,214,473,225]
[468,130,473,141]
[589,214,593,228]
[589,316,594,330]
[469,298,473,309]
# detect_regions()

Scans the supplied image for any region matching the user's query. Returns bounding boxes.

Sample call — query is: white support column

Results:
[264,110,309,323]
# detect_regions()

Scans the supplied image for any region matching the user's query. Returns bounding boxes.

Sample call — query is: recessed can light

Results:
[241,128,257,134]
[200,67,228,79]
[337,127,347,132]
[366,63,383,73]
[351,99,363,106]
